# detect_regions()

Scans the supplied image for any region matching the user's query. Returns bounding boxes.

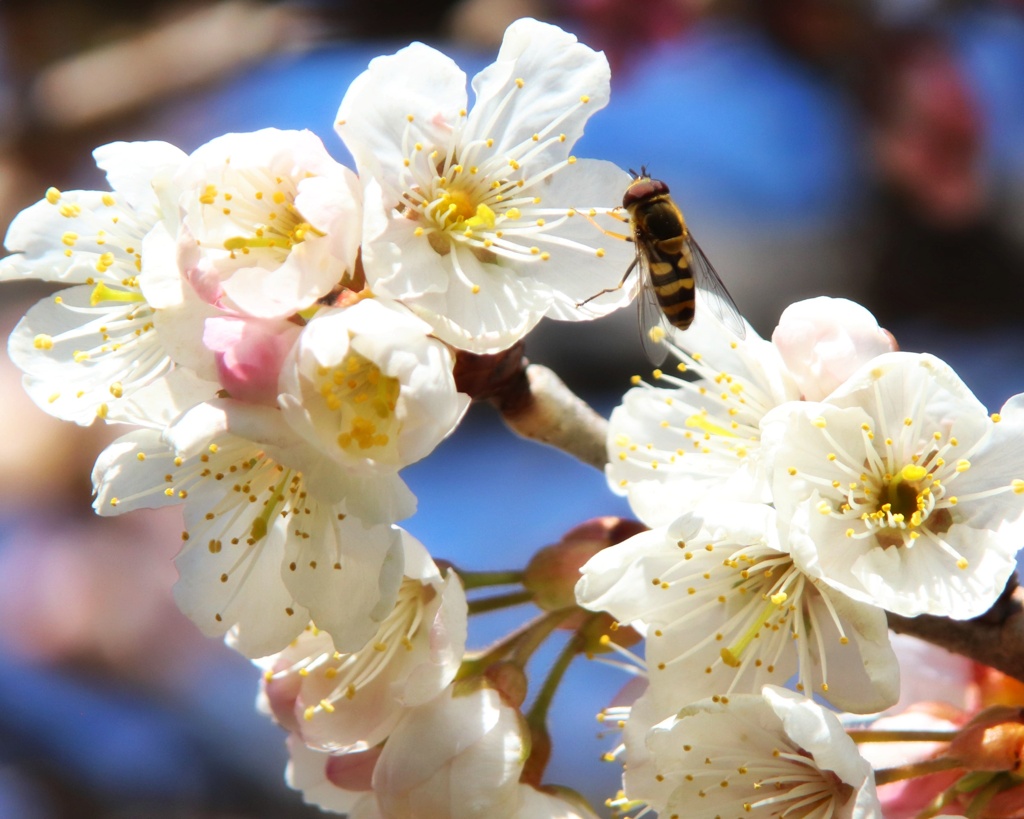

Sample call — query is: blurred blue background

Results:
[2,1,1024,816]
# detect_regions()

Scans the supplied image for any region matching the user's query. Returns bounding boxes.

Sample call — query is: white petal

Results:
[373,684,525,819]
[467,18,610,165]
[9,285,172,425]
[93,140,187,216]
[282,519,404,654]
[91,429,182,515]
[175,502,309,655]
[771,297,895,401]
[295,166,363,271]
[522,160,636,320]
[2,190,149,284]
[336,43,468,182]
[285,737,382,817]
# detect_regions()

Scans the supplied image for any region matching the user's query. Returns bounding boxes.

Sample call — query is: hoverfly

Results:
[581,169,746,364]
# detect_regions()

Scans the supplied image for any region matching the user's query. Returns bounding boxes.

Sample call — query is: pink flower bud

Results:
[524,517,646,612]
[772,297,896,401]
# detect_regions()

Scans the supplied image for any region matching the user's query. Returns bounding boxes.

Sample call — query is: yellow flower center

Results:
[862,463,952,547]
[316,350,401,461]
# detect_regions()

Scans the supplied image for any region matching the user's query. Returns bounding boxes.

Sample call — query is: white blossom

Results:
[170,127,362,320]
[2,140,219,425]
[278,298,469,471]
[257,530,467,752]
[764,352,1024,618]
[336,17,634,353]
[606,310,801,527]
[576,505,899,718]
[637,686,881,818]
[91,399,412,657]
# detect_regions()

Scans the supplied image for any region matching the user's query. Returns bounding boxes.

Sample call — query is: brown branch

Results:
[453,347,609,471]
[495,364,609,471]
[886,578,1024,684]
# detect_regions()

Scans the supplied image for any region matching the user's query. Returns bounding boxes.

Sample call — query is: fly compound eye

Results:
[623,176,668,208]
[648,178,669,196]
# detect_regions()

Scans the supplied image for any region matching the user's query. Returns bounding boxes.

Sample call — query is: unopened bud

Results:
[484,661,529,709]
[524,517,646,612]
[947,706,1024,772]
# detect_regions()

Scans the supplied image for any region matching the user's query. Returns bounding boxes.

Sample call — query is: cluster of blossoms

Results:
[2,18,633,817]
[6,14,1024,819]
[578,297,1024,816]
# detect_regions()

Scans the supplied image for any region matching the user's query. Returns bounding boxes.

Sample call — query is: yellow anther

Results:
[901,464,928,482]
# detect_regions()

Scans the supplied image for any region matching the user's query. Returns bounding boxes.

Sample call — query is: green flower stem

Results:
[964,778,1002,819]
[848,729,959,744]
[526,630,583,731]
[455,569,525,590]
[458,606,573,679]
[467,589,534,615]
[874,756,963,787]
[511,608,576,667]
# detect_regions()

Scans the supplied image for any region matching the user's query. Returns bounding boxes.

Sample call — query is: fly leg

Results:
[575,207,636,308]
[577,256,637,307]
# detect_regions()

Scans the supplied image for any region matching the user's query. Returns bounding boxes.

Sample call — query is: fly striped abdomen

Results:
[630,194,697,330]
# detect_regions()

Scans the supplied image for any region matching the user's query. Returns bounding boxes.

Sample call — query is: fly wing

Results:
[629,247,671,366]
[688,236,747,340]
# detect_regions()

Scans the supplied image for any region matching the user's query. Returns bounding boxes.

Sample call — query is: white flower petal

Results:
[467,18,610,164]
[92,140,187,216]
[336,43,468,182]
[285,738,381,817]
[372,684,525,819]
[771,297,896,401]
[639,686,879,818]
[175,499,311,655]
